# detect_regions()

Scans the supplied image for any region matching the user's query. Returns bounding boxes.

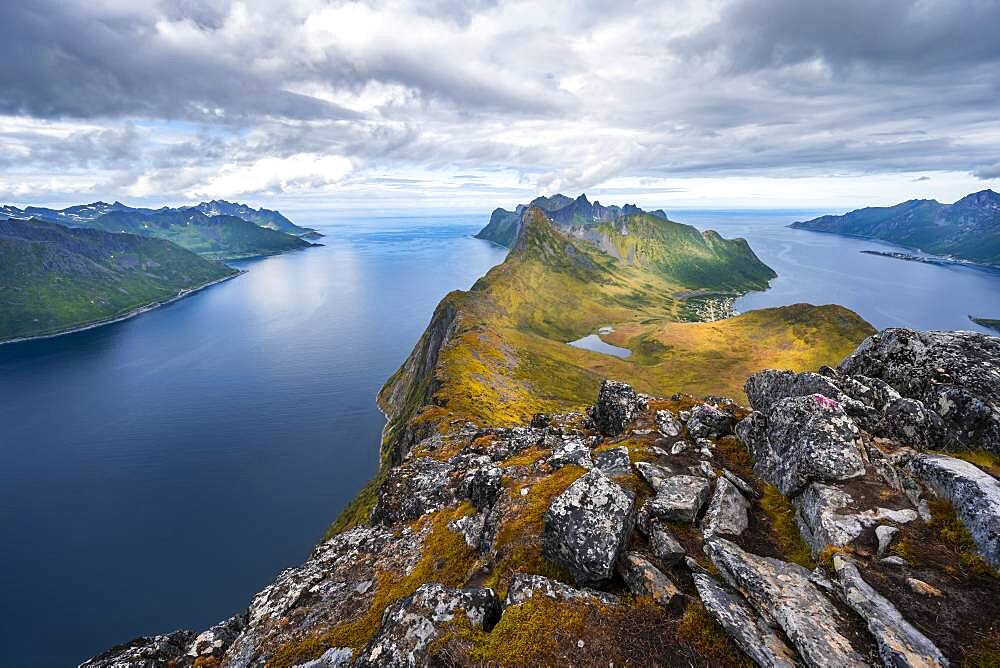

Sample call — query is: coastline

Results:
[0,270,245,347]
[789,226,1000,271]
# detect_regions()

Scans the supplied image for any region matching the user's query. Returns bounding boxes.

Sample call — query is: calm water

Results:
[674,210,1000,333]
[0,216,507,667]
[567,334,632,358]
[2,210,999,666]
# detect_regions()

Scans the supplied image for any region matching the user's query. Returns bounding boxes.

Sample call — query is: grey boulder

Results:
[646,474,712,523]
[593,446,631,475]
[356,584,500,667]
[702,476,750,539]
[736,394,866,496]
[591,379,644,436]
[544,469,636,584]
[617,551,684,610]
[909,453,1000,568]
[686,403,737,439]
[504,573,618,606]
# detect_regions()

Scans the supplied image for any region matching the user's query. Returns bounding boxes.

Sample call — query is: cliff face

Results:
[84,329,1000,668]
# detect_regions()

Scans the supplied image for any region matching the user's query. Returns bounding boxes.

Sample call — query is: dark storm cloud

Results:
[0,1,355,122]
[676,0,1000,75]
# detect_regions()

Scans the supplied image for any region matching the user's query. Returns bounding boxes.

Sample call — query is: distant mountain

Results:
[193,200,319,237]
[475,193,668,248]
[0,201,314,260]
[790,189,1000,266]
[0,218,239,342]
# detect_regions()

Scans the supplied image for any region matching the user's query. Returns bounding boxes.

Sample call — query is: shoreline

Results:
[0,270,245,347]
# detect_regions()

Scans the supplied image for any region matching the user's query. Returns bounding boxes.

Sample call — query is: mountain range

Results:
[0,218,238,342]
[0,200,318,260]
[475,193,668,248]
[790,189,1000,266]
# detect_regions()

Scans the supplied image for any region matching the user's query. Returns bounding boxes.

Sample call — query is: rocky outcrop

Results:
[833,555,948,667]
[504,573,618,606]
[543,469,636,584]
[909,453,1000,568]
[686,403,736,439]
[645,474,712,523]
[736,393,866,496]
[590,379,644,436]
[356,584,500,667]
[705,538,869,668]
[839,328,1000,453]
[690,571,798,668]
[80,631,197,668]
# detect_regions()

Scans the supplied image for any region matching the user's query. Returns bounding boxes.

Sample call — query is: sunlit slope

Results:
[378,207,873,462]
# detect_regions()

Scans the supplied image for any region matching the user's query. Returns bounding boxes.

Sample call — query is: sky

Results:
[1,0,999,214]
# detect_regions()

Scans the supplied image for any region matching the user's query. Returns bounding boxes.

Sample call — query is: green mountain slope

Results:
[76,209,312,260]
[0,200,317,259]
[0,218,239,342]
[790,189,1000,266]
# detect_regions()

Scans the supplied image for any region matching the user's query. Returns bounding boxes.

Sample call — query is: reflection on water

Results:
[567,333,632,358]
[0,216,507,667]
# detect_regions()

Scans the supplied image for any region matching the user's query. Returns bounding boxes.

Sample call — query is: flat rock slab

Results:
[702,476,750,539]
[505,573,618,607]
[910,453,1000,568]
[833,555,948,668]
[647,474,712,523]
[356,584,500,667]
[705,537,868,668]
[691,571,798,668]
[544,469,635,584]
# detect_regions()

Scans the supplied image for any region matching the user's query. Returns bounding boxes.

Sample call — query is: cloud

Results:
[974,163,1000,180]
[0,0,997,208]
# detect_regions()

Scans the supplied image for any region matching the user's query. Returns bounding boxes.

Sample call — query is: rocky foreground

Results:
[84,328,1000,667]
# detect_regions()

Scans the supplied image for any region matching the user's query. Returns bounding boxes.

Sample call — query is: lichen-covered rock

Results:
[909,453,1000,568]
[705,538,868,668]
[655,409,682,437]
[702,477,750,539]
[616,552,683,610]
[371,456,457,524]
[646,474,711,523]
[833,555,949,668]
[794,482,918,557]
[593,446,631,475]
[691,571,798,668]
[504,573,618,606]
[544,469,636,584]
[884,397,947,448]
[80,630,197,668]
[644,517,686,565]
[686,403,737,439]
[745,369,849,413]
[590,379,643,436]
[293,647,353,667]
[839,328,1000,453]
[547,436,594,470]
[875,525,899,557]
[355,584,500,667]
[720,468,759,499]
[187,614,244,662]
[736,394,866,496]
[464,464,502,510]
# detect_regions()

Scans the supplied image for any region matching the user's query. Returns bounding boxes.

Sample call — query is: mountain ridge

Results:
[790,189,1000,266]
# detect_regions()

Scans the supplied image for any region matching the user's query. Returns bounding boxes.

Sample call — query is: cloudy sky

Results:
[2,0,999,214]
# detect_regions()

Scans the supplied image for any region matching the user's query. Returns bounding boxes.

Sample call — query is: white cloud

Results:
[184,153,354,199]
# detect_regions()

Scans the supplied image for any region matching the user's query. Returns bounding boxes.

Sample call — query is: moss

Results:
[677,601,753,667]
[271,503,478,667]
[926,498,995,576]
[760,484,815,568]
